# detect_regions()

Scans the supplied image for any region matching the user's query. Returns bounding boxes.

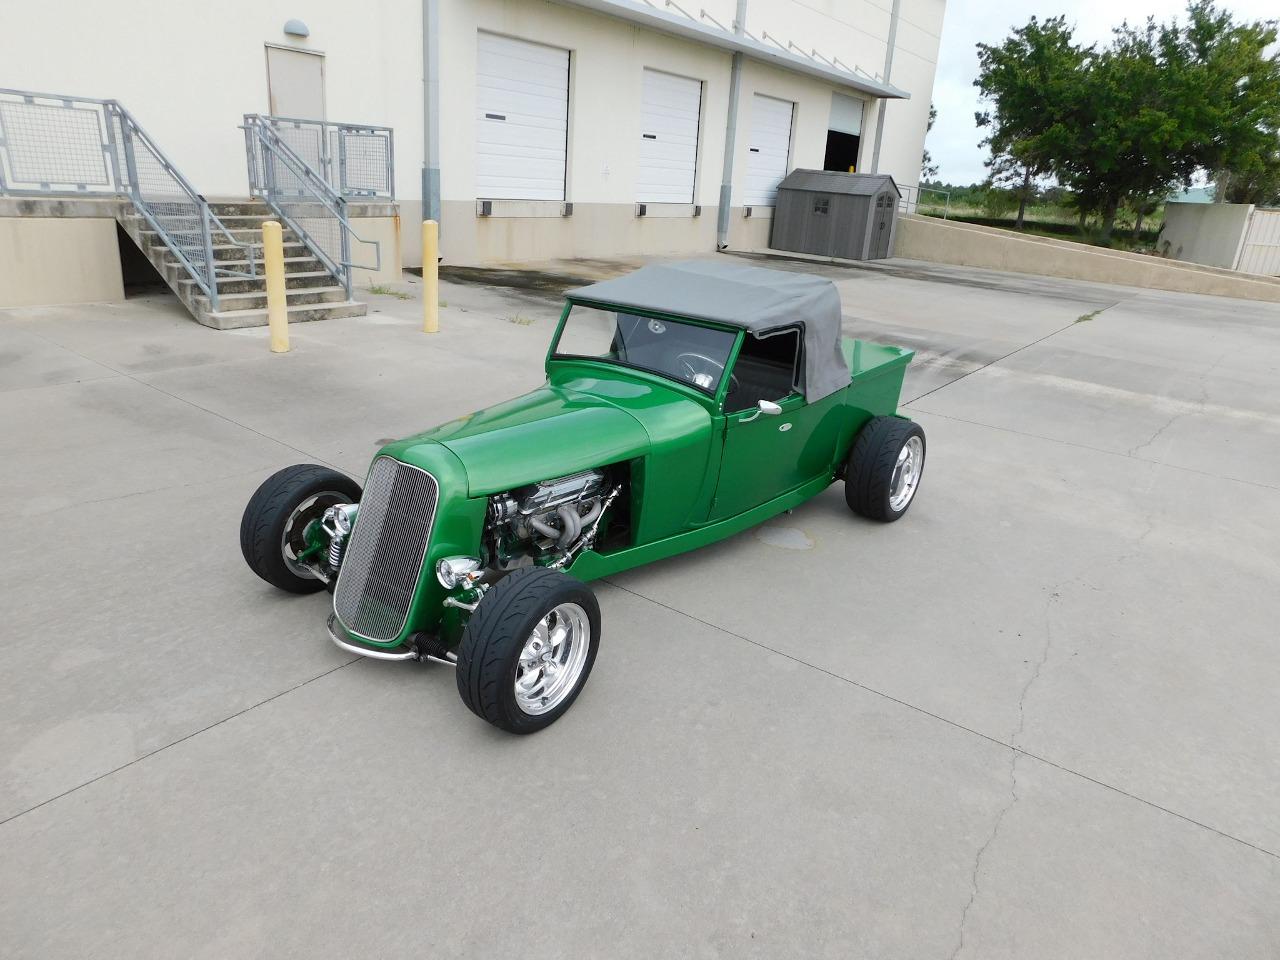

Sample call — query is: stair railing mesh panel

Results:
[243,115,381,300]
[0,88,256,311]
[254,115,394,199]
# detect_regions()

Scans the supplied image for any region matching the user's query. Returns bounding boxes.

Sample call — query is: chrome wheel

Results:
[281,490,351,579]
[514,602,591,716]
[888,436,924,512]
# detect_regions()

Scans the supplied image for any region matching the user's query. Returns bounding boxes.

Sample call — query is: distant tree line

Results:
[968,1,1280,239]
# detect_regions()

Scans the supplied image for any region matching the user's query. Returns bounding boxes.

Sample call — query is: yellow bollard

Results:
[262,220,289,353]
[422,219,439,334]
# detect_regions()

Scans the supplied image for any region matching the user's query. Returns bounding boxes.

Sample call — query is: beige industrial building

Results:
[1,0,945,304]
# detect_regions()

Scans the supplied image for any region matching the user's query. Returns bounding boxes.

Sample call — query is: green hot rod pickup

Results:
[240,261,925,732]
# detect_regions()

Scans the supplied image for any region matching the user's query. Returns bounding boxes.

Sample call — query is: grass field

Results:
[914,196,1164,253]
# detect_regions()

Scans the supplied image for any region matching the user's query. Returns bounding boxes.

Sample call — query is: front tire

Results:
[240,464,362,593]
[456,568,601,734]
[844,416,926,521]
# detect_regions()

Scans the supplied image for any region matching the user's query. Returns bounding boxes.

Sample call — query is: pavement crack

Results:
[950,753,1022,960]
[950,588,1060,959]
[906,301,1120,407]
[1127,350,1224,458]
[602,581,1279,862]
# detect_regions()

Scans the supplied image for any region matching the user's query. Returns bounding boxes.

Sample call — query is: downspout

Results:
[422,0,442,236]
[869,0,900,175]
[715,0,749,250]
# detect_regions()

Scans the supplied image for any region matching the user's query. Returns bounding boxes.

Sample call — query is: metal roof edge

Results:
[545,0,911,100]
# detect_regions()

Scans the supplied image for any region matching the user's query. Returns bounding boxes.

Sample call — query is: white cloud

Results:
[926,0,1278,184]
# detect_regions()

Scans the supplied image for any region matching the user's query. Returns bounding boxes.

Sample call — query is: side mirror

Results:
[740,399,783,422]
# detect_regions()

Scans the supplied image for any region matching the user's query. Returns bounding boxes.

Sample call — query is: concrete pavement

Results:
[2,257,1278,957]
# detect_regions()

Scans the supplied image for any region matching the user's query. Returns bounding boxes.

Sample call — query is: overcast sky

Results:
[926,0,1278,184]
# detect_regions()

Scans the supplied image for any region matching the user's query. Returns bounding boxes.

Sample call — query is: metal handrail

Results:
[109,103,259,309]
[898,183,951,219]
[242,115,380,300]
[0,88,256,311]
[250,114,394,199]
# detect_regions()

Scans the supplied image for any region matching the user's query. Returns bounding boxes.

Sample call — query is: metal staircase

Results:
[116,199,366,328]
[0,88,378,328]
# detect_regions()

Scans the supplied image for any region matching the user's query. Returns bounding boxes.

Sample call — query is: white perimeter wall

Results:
[1161,202,1252,270]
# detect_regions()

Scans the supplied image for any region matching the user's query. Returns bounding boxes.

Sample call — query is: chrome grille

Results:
[334,457,439,642]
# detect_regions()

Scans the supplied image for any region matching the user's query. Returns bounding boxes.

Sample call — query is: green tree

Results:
[974,16,1086,229]
[975,3,1280,241]
[1164,1,1280,204]
[921,103,939,180]
[1056,19,1200,240]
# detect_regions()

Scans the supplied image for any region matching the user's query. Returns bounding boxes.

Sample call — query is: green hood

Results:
[398,384,652,497]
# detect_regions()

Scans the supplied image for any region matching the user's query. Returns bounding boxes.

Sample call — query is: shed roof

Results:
[565,260,850,402]
[777,170,901,197]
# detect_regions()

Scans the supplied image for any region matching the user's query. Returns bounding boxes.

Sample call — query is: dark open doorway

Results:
[823,130,860,173]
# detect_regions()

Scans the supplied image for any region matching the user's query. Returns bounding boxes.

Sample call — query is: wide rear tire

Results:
[844,416,926,522]
[240,464,362,593]
[456,568,601,734]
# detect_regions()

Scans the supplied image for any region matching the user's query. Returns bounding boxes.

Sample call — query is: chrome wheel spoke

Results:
[513,602,591,716]
[888,436,924,511]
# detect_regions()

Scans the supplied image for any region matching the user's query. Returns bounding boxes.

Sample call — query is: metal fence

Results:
[897,183,951,219]
[247,115,394,199]
[0,88,255,310]
[242,115,380,299]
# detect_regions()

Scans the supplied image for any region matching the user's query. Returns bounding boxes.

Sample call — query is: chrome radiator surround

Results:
[333,457,439,642]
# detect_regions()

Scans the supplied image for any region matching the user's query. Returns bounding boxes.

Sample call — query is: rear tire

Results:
[456,568,601,734]
[240,464,362,593]
[844,416,926,522]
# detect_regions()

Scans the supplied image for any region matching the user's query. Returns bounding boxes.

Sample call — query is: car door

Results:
[710,329,838,520]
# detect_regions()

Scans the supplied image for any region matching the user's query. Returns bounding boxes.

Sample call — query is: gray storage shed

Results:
[770,170,901,261]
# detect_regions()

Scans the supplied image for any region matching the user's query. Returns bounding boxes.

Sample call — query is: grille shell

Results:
[333,457,439,642]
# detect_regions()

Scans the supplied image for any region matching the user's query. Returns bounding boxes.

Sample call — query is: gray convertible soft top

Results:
[566,260,849,402]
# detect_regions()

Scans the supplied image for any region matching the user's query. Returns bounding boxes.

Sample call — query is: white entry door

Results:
[637,68,702,204]
[265,46,326,119]
[475,33,570,201]
[744,93,794,206]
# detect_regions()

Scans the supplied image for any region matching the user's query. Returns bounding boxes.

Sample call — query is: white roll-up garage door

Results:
[637,68,702,204]
[743,94,794,206]
[475,33,569,201]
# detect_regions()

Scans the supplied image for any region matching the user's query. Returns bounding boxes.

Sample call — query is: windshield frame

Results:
[548,299,744,403]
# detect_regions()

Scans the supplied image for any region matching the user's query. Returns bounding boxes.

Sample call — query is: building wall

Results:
[1,0,943,268]
[0,217,124,308]
[0,0,425,227]
[437,0,941,264]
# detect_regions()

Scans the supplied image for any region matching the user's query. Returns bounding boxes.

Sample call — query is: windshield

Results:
[553,304,738,394]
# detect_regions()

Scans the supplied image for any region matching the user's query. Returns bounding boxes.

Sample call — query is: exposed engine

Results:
[486,469,614,568]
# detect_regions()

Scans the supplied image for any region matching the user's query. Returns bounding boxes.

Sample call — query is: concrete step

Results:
[152,241,310,263]
[185,270,338,295]
[195,285,349,312]
[206,201,270,217]
[211,255,324,275]
[199,299,368,331]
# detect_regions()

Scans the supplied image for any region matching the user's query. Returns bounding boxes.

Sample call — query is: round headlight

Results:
[437,556,482,589]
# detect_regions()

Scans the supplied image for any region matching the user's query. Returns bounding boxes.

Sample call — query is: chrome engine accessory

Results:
[321,502,359,570]
[486,469,611,566]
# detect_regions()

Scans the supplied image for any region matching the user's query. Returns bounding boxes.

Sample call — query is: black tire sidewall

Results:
[240,464,362,593]
[457,568,601,733]
[880,421,925,520]
[845,416,926,522]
